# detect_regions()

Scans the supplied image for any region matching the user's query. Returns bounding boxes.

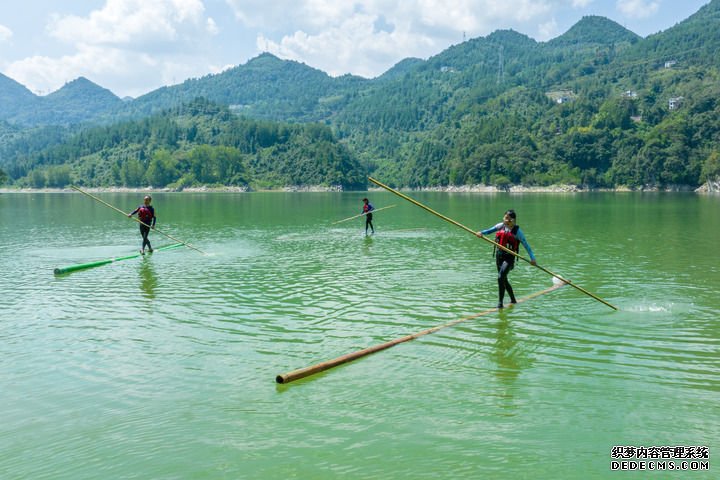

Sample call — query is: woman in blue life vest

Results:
[478,209,536,308]
[128,195,156,254]
[362,198,375,235]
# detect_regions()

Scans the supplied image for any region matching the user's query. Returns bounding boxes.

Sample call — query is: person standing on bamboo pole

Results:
[478,209,536,308]
[362,198,375,235]
[128,195,156,254]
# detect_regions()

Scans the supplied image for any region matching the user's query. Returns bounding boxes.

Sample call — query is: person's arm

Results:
[151,208,156,227]
[128,207,139,217]
[478,222,502,236]
[516,228,536,264]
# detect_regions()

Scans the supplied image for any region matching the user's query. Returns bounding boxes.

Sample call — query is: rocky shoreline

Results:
[1,181,717,193]
[0,185,337,193]
[695,179,720,193]
[375,183,712,193]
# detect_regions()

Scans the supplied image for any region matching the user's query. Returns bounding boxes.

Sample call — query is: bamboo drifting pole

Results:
[70,186,206,255]
[276,281,567,384]
[368,177,617,311]
[54,243,183,275]
[332,204,397,224]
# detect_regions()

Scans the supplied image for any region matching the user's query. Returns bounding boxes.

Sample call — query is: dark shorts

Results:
[496,252,515,271]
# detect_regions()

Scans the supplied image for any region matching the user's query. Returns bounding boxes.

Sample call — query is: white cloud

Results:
[225,0,297,28]
[616,0,659,19]
[7,47,121,95]
[230,0,554,34]
[258,13,435,78]
[0,24,12,43]
[206,17,219,35]
[245,1,560,78]
[3,0,685,97]
[7,45,211,97]
[48,0,215,52]
[537,18,560,40]
[5,0,219,97]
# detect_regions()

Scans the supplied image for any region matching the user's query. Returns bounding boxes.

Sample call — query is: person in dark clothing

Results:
[128,195,156,254]
[478,209,536,308]
[362,198,375,235]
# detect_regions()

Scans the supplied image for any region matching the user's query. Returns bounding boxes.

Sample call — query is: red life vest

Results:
[495,225,519,253]
[138,205,154,224]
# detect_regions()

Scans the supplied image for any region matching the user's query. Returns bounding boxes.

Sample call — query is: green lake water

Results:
[1,191,718,479]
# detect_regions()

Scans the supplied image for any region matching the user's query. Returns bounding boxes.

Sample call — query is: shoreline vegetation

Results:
[1,180,718,194]
[4,11,720,201]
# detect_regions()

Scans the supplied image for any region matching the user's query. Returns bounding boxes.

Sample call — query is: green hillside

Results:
[0,73,39,120]
[123,53,367,123]
[0,76,122,126]
[2,1,720,189]
[332,5,720,188]
[5,98,366,190]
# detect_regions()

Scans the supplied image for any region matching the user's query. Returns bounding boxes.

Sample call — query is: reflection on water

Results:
[362,233,373,254]
[139,258,157,299]
[493,316,521,379]
[492,314,522,415]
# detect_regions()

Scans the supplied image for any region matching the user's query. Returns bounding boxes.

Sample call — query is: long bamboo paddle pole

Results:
[54,243,183,275]
[368,177,617,311]
[276,281,567,384]
[332,204,397,224]
[70,185,206,255]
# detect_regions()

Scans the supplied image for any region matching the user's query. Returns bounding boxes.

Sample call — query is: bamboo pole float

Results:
[70,185,206,255]
[332,204,397,224]
[368,176,617,311]
[276,281,567,384]
[54,243,183,275]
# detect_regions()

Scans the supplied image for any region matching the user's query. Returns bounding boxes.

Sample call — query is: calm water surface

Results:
[1,191,718,479]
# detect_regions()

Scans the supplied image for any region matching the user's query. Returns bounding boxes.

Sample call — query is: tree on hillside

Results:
[120,158,145,187]
[701,151,720,182]
[145,149,178,186]
[46,165,72,187]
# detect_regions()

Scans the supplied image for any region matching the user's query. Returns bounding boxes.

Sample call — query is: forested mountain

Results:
[122,53,367,123]
[0,73,38,120]
[0,76,122,126]
[1,0,720,189]
[622,0,720,69]
[547,15,640,47]
[41,78,123,125]
[2,98,365,190]
[376,58,426,81]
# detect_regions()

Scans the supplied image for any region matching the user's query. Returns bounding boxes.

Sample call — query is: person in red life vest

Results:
[128,195,156,254]
[362,198,375,235]
[478,209,536,308]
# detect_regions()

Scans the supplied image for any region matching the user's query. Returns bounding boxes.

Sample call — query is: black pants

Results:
[365,213,374,233]
[140,224,152,251]
[496,253,516,305]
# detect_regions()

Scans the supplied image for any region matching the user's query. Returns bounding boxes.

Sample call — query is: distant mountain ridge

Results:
[547,15,640,47]
[0,75,122,126]
[2,1,720,190]
[0,73,38,120]
[0,11,677,126]
[123,53,367,123]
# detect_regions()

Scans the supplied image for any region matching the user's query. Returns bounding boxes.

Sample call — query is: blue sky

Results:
[0,0,711,98]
